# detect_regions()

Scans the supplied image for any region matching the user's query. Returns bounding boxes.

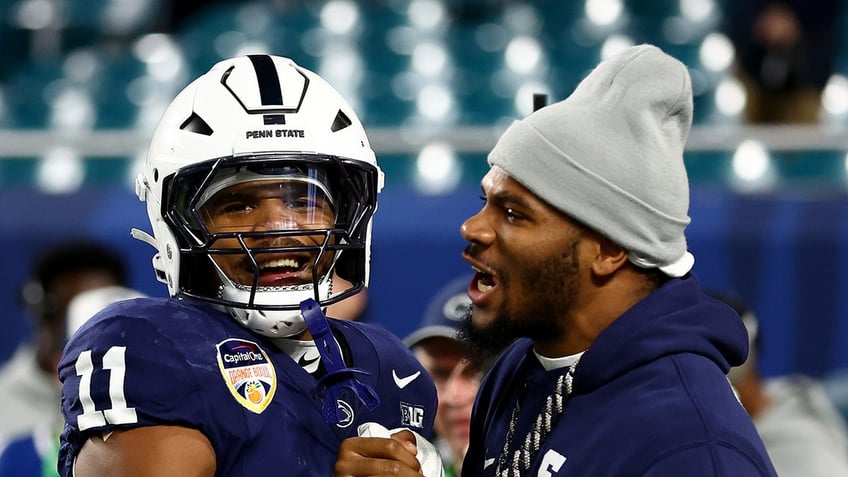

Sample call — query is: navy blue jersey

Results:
[58,297,436,477]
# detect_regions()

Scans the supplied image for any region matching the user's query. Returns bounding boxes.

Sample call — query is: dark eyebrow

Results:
[205,190,249,207]
[488,189,533,211]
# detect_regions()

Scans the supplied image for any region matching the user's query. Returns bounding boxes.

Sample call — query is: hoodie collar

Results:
[573,274,748,393]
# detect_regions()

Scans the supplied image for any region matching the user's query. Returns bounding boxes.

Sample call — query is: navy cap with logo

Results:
[403,274,473,348]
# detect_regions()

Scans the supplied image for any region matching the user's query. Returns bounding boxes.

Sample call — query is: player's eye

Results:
[221,202,255,214]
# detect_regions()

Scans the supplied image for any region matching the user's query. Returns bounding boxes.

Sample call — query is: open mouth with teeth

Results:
[475,270,495,293]
[253,255,314,287]
[469,266,498,303]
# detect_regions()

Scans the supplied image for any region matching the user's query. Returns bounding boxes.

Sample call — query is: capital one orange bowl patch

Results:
[216,338,277,413]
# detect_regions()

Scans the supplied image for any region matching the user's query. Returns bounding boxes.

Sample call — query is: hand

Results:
[334,432,423,476]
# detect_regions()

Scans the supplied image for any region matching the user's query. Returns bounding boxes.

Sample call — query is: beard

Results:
[459,236,581,368]
[458,306,521,371]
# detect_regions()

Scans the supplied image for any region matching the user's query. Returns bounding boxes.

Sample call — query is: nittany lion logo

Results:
[335,400,355,429]
[216,339,277,413]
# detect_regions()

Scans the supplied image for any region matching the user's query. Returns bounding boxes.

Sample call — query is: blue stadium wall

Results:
[1,183,847,380]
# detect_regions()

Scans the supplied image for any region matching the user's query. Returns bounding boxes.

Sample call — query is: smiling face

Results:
[459,166,589,356]
[198,178,337,288]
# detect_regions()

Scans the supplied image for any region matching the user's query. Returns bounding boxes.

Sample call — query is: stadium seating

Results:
[2,0,848,396]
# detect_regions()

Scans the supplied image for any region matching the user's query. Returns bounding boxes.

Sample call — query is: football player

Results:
[57,55,437,476]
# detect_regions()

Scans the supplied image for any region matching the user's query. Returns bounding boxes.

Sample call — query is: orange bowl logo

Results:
[245,380,265,404]
[216,338,277,413]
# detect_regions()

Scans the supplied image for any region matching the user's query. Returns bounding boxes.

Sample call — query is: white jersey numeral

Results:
[74,347,138,430]
[538,450,567,477]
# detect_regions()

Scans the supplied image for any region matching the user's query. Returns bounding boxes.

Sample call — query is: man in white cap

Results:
[453,44,778,476]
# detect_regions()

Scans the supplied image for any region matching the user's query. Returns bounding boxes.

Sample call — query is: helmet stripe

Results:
[247,55,284,106]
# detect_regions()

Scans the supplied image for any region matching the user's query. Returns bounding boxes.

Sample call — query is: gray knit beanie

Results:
[488,44,694,277]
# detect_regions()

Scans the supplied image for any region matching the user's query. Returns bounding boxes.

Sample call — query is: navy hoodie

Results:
[463,275,778,476]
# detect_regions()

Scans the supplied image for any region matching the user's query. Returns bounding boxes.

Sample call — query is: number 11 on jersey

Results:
[74,346,139,431]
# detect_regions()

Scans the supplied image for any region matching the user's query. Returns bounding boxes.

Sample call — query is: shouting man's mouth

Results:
[467,264,499,305]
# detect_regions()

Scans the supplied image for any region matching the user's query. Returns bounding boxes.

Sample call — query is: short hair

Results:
[22,240,127,322]
[640,266,672,291]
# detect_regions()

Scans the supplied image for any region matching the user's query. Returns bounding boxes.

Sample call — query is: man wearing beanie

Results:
[455,45,778,476]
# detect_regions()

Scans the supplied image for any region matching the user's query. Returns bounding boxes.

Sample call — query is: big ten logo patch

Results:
[400,402,425,429]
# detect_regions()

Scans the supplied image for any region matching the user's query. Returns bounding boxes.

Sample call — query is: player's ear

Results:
[588,234,628,277]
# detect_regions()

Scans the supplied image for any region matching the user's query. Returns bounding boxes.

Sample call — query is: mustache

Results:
[220,233,325,251]
[463,243,482,262]
[254,235,322,248]
[230,237,322,269]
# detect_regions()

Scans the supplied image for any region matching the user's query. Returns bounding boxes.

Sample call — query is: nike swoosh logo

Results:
[484,458,496,469]
[392,369,421,389]
[297,354,320,368]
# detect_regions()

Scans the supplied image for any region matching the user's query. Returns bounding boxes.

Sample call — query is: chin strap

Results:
[300,299,380,425]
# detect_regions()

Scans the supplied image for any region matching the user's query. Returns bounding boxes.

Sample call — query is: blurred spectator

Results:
[403,274,481,477]
[723,0,841,123]
[713,292,848,477]
[0,240,128,444]
[0,285,146,477]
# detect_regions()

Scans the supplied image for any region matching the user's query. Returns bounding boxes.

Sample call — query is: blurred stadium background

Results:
[1,0,848,393]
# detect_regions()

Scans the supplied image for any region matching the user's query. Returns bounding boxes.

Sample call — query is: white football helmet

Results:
[133,55,384,338]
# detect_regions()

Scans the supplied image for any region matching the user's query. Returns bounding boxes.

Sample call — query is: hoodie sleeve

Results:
[642,444,777,476]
